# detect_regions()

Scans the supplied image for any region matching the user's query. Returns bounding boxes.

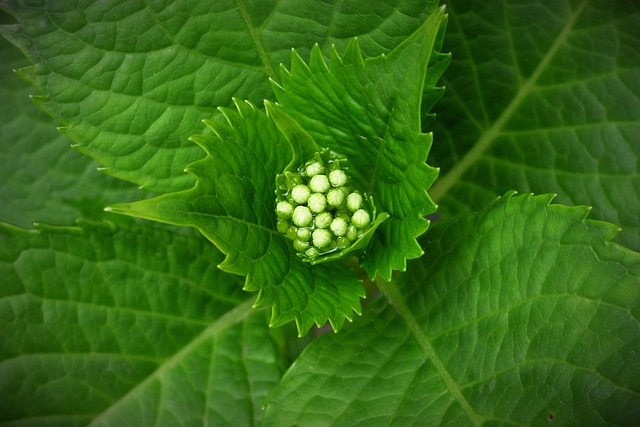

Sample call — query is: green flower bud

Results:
[305,161,324,177]
[276,151,379,259]
[292,205,312,227]
[337,236,350,249]
[296,227,311,242]
[308,193,327,213]
[351,209,371,229]
[346,192,363,212]
[312,228,332,249]
[309,174,330,193]
[293,239,310,252]
[277,219,290,234]
[314,212,333,229]
[330,217,348,237]
[305,247,319,259]
[337,211,351,223]
[326,188,345,207]
[276,200,294,219]
[328,169,348,187]
[291,184,311,204]
[346,225,359,241]
[286,225,298,240]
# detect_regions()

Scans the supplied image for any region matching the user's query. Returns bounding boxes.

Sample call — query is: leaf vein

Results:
[379,280,483,426]
[236,0,278,81]
[87,298,258,426]
[430,0,590,203]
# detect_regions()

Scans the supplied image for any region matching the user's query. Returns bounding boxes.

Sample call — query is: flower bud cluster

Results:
[275,156,372,260]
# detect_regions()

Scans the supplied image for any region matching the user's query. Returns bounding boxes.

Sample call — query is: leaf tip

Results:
[309,44,329,73]
[277,63,291,79]
[289,48,309,75]
[263,98,276,110]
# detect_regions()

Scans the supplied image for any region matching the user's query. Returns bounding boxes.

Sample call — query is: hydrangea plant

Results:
[1,1,639,426]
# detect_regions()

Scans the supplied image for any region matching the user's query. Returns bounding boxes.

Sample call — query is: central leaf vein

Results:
[430,0,589,203]
[379,279,483,426]
[236,0,278,81]
[88,298,258,426]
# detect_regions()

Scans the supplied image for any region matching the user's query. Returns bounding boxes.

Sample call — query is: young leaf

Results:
[0,1,439,193]
[0,220,285,426]
[262,193,640,425]
[108,101,365,335]
[429,0,640,251]
[272,8,448,280]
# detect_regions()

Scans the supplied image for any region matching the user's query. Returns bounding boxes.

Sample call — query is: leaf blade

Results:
[0,0,440,193]
[430,0,640,251]
[262,193,640,425]
[0,28,140,226]
[273,9,448,280]
[108,101,365,335]
[0,220,285,426]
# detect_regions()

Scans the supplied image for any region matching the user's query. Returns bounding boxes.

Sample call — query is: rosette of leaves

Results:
[109,9,447,335]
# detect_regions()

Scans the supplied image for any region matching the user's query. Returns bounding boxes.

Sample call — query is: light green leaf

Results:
[429,0,640,251]
[0,23,140,226]
[273,9,448,281]
[108,101,365,335]
[0,0,439,194]
[262,193,640,425]
[0,220,285,426]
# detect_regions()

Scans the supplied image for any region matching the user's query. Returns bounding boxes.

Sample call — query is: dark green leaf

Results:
[0,25,139,226]
[0,220,285,426]
[430,0,640,251]
[0,0,439,193]
[263,193,640,425]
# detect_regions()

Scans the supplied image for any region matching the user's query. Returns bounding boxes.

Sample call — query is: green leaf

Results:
[0,0,439,194]
[0,23,140,226]
[262,193,640,425]
[273,8,448,280]
[0,220,285,426]
[108,100,365,335]
[429,0,640,251]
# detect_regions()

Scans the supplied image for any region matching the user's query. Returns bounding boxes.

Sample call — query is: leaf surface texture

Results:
[430,0,640,251]
[263,193,640,425]
[0,221,284,426]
